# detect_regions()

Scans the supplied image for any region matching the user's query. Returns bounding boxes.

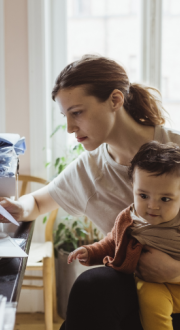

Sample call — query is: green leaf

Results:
[73,144,84,155]
[94,228,98,237]
[43,216,47,224]
[57,223,66,232]
[72,221,78,228]
[75,227,88,238]
[45,162,51,168]
[50,124,67,137]
[60,124,66,131]
[54,158,60,168]
[58,163,67,174]
[71,238,78,250]
[50,125,61,137]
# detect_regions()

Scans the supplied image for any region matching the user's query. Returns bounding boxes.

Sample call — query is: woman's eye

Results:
[161,197,171,202]
[140,194,147,199]
[72,111,82,116]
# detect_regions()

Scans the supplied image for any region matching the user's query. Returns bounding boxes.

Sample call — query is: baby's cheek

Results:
[134,203,145,217]
[163,204,179,221]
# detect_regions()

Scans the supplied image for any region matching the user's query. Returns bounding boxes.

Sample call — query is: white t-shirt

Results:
[48,125,180,235]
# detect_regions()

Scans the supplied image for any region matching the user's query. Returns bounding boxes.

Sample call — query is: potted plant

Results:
[44,125,103,319]
[54,214,103,319]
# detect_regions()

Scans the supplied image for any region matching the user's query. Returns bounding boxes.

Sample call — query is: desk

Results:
[0,221,34,301]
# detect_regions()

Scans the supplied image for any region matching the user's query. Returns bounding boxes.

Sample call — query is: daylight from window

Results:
[66,0,180,143]
[162,0,180,130]
[67,0,141,145]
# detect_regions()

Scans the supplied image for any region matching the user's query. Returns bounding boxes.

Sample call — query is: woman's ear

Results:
[111,89,124,111]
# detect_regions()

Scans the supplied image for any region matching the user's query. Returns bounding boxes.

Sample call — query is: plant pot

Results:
[56,248,92,320]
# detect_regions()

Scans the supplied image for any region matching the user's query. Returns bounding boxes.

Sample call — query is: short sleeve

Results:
[48,154,96,216]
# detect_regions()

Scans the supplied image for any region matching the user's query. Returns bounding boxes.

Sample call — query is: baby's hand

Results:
[67,247,88,264]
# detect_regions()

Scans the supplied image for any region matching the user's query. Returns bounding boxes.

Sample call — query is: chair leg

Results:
[43,257,53,330]
[52,254,58,322]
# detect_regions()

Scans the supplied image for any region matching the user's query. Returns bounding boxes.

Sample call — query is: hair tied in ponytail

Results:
[127,83,131,94]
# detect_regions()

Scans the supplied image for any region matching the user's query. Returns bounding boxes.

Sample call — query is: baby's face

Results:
[133,168,180,225]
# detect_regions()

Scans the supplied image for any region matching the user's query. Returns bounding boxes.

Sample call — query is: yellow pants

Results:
[135,277,180,330]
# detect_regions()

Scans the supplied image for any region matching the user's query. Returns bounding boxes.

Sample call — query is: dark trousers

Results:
[60,266,180,330]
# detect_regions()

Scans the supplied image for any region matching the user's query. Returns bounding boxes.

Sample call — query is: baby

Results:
[68,141,180,330]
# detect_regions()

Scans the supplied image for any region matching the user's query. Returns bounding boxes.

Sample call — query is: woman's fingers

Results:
[0,214,10,223]
[0,198,23,221]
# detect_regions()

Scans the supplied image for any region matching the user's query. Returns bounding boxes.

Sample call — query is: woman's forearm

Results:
[136,246,180,283]
[19,194,40,221]
[0,185,59,223]
[167,259,180,283]
[168,274,180,283]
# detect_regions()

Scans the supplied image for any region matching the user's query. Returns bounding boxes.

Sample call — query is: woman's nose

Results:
[67,117,78,134]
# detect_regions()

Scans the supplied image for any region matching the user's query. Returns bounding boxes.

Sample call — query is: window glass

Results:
[67,0,141,144]
[162,0,180,129]
[67,0,141,80]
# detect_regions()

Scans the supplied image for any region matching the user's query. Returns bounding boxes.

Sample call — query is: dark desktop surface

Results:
[0,221,34,301]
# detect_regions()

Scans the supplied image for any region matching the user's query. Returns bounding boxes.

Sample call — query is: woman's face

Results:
[55,86,118,151]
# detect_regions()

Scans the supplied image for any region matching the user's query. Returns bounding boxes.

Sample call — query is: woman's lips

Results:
[76,137,87,142]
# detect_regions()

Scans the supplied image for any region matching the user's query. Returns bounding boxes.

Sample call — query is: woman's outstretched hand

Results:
[67,247,88,264]
[135,245,180,283]
[0,197,23,223]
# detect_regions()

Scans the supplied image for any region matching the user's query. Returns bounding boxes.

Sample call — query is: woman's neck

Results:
[107,107,155,166]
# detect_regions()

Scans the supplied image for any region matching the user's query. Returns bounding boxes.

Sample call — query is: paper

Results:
[0,205,19,226]
[0,236,27,257]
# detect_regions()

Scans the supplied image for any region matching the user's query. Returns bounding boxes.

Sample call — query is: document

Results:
[0,206,27,258]
[0,236,27,257]
[0,205,19,226]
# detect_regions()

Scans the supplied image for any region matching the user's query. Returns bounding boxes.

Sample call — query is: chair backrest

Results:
[18,175,59,243]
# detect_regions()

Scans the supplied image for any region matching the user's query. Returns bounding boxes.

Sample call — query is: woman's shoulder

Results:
[155,125,180,147]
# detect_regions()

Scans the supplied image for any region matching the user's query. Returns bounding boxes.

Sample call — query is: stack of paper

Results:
[0,205,27,258]
[0,236,27,258]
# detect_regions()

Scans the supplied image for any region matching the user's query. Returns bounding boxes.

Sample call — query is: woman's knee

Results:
[69,266,138,306]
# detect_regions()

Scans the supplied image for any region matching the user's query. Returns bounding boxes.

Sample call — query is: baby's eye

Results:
[161,197,171,202]
[140,194,148,199]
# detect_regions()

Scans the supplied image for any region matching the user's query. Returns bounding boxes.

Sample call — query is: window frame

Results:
[27,0,163,173]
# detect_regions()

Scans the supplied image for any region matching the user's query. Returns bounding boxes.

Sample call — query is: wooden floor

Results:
[15,313,64,330]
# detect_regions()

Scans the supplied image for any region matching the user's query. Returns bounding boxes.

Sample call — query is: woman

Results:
[1,55,180,330]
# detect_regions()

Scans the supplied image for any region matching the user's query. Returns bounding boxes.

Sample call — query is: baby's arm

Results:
[67,247,88,264]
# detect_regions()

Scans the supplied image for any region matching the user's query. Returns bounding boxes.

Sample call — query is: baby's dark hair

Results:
[128,141,180,181]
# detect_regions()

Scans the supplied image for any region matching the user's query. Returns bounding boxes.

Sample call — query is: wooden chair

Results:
[18,175,59,330]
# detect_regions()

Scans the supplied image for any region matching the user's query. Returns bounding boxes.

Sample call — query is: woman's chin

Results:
[83,143,100,151]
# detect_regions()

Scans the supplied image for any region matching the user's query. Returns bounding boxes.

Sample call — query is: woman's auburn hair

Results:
[52,54,167,127]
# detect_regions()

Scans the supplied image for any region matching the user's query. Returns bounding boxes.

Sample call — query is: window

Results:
[161,0,180,129]
[67,0,141,145]
[67,0,141,82]
[73,0,91,16]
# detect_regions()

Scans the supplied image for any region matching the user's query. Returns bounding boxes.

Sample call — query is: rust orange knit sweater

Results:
[81,206,143,274]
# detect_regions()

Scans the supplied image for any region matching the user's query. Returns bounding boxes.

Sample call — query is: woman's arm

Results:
[135,245,180,283]
[0,185,59,222]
